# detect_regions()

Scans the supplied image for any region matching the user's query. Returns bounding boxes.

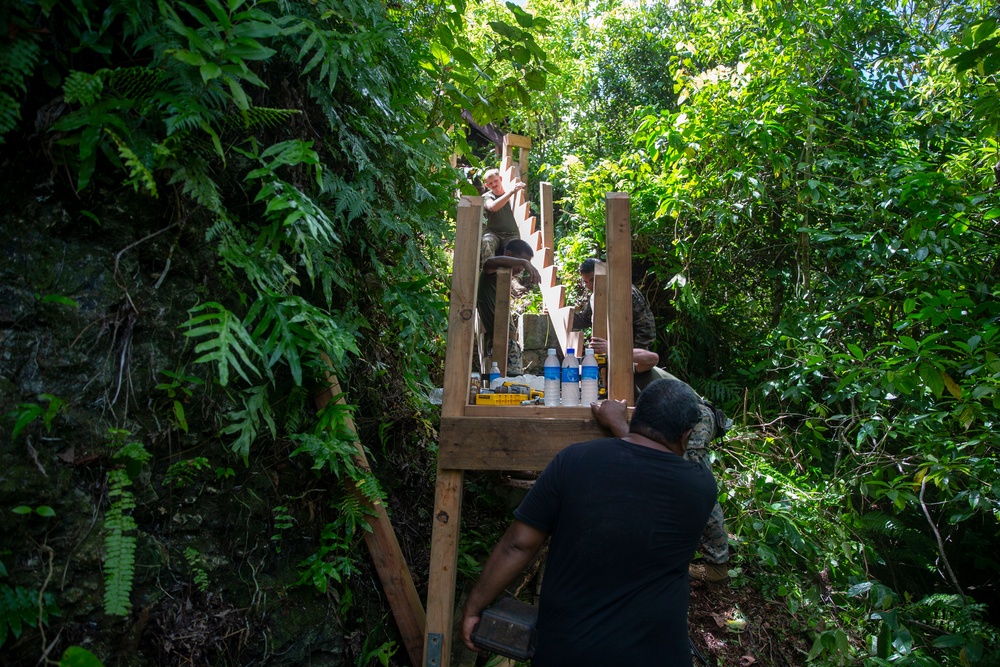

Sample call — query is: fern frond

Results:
[281,386,309,433]
[105,66,165,102]
[337,493,376,536]
[105,129,159,197]
[103,468,137,616]
[220,385,276,462]
[166,154,224,213]
[63,70,106,106]
[0,20,41,142]
[221,107,301,134]
[857,511,901,537]
[289,431,360,480]
[182,302,261,386]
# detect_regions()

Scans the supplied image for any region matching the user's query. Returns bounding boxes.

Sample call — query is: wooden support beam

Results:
[515,200,530,225]
[439,415,613,470]
[424,196,483,667]
[541,262,556,290]
[540,284,564,310]
[567,330,583,356]
[592,262,608,343]
[502,134,530,185]
[539,286,573,356]
[519,215,537,242]
[527,231,543,254]
[491,267,512,377]
[606,193,634,405]
[540,182,554,259]
[315,376,426,666]
[502,164,518,184]
[504,134,532,150]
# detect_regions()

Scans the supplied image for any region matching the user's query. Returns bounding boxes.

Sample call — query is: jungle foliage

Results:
[515,0,1000,664]
[1,0,999,665]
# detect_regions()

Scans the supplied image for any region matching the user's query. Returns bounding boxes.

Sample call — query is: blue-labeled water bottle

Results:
[489,361,501,389]
[543,348,561,406]
[561,348,580,407]
[581,348,600,405]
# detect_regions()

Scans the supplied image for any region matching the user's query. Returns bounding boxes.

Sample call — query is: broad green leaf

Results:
[506,2,534,28]
[170,50,207,67]
[524,69,546,91]
[60,646,105,667]
[38,294,79,307]
[942,372,962,399]
[488,21,523,41]
[430,43,451,64]
[200,62,222,82]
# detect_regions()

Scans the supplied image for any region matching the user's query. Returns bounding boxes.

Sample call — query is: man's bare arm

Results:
[483,180,526,211]
[482,256,541,286]
[592,398,629,438]
[460,520,547,651]
[633,348,659,373]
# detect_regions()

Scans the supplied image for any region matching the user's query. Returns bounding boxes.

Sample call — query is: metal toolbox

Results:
[470,597,538,661]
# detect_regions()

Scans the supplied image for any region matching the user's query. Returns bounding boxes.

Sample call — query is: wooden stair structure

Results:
[422,135,640,666]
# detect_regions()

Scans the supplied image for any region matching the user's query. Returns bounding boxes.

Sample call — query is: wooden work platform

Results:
[439,407,623,470]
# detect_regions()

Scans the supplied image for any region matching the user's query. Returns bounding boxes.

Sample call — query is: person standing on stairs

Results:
[572,258,657,351]
[477,239,540,376]
[481,168,526,266]
[460,379,717,666]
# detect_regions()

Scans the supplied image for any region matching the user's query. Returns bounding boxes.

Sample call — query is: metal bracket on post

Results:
[425,633,443,667]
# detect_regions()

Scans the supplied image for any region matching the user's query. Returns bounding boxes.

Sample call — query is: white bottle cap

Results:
[547,348,557,355]
[585,348,595,355]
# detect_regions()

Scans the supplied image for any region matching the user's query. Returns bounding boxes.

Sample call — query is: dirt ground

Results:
[688,575,810,667]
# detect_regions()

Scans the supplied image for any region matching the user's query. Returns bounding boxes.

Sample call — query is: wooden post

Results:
[606,193,634,405]
[502,134,531,184]
[424,196,482,667]
[491,267,512,377]
[539,182,554,290]
[593,262,608,343]
[315,375,426,666]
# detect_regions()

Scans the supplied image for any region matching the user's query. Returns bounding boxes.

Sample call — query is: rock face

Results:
[518,313,560,373]
[0,178,348,665]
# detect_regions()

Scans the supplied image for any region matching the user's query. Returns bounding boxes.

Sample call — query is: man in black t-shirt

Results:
[460,380,717,666]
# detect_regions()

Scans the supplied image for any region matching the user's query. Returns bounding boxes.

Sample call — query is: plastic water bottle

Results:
[581,348,600,405]
[561,348,580,407]
[489,361,501,389]
[543,348,561,406]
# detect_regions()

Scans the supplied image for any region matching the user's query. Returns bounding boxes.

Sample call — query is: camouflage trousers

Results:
[479,336,524,376]
[480,230,521,267]
[684,403,730,564]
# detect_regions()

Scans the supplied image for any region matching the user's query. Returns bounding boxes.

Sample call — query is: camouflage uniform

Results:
[573,284,657,350]
[683,403,730,564]
[477,269,525,375]
[480,230,521,267]
[480,190,521,267]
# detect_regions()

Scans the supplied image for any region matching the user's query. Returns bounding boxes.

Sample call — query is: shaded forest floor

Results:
[689,576,809,667]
